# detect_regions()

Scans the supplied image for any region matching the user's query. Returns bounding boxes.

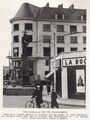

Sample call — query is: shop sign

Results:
[63,57,86,67]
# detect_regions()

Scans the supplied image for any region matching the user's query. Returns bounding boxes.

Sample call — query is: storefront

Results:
[46,51,86,100]
[62,56,86,100]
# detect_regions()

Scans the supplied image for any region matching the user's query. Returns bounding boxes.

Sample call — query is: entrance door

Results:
[68,67,76,99]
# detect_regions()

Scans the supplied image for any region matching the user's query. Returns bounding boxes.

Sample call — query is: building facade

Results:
[10,3,86,85]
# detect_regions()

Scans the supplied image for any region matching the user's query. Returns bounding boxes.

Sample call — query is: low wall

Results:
[3,87,34,96]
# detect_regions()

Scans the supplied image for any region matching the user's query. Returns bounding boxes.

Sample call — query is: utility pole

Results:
[54,32,56,92]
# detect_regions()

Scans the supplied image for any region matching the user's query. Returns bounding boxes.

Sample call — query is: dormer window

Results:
[81,15,84,21]
[55,14,58,19]
[62,14,64,20]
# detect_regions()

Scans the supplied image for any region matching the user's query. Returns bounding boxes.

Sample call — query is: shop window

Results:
[83,36,86,44]
[45,60,49,66]
[83,26,86,33]
[25,23,33,30]
[70,25,77,33]
[43,35,51,43]
[13,35,19,43]
[13,47,19,57]
[71,47,77,51]
[57,36,64,43]
[57,47,64,54]
[43,47,51,56]
[70,36,77,43]
[57,25,64,32]
[43,24,51,32]
[26,47,32,56]
[45,71,49,75]
[13,24,19,31]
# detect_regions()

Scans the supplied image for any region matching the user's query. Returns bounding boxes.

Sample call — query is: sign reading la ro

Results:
[63,57,86,67]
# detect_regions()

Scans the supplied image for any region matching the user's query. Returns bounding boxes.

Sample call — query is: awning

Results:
[44,69,59,78]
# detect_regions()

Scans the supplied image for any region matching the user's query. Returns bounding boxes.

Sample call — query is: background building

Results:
[9,2,86,85]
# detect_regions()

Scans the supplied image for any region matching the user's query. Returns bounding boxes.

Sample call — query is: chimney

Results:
[46,2,49,8]
[69,4,74,12]
[58,4,63,10]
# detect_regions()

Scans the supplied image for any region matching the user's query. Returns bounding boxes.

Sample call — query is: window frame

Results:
[13,35,19,43]
[43,47,51,57]
[25,23,33,30]
[43,35,51,43]
[43,24,51,32]
[57,25,64,32]
[70,36,77,44]
[13,24,19,31]
[70,25,77,34]
[57,36,64,43]
[13,47,19,57]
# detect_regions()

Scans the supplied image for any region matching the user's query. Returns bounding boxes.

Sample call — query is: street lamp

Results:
[53,32,56,92]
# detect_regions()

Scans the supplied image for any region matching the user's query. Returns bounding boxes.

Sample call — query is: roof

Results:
[10,3,40,22]
[10,3,86,23]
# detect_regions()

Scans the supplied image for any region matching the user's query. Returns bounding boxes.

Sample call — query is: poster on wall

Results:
[76,69,85,93]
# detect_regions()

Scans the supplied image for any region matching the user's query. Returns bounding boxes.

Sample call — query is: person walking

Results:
[51,89,59,108]
[47,83,51,95]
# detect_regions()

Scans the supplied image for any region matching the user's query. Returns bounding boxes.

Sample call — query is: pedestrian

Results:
[51,89,59,108]
[47,83,50,95]
[31,85,43,108]
[40,82,43,93]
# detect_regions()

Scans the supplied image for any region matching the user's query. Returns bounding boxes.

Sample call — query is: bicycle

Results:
[25,98,49,108]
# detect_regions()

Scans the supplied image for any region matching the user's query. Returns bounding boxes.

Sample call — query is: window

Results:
[26,35,33,43]
[14,24,19,31]
[71,47,77,51]
[57,25,64,32]
[57,47,64,54]
[83,26,86,33]
[45,60,49,66]
[70,36,77,43]
[43,47,51,56]
[83,47,86,51]
[13,47,19,57]
[26,47,32,56]
[57,36,64,43]
[83,36,86,43]
[45,71,49,75]
[13,35,19,43]
[43,35,51,43]
[15,61,21,68]
[70,25,77,33]
[43,24,51,32]
[25,23,33,30]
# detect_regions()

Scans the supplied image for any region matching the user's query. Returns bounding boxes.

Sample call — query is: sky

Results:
[0,0,89,66]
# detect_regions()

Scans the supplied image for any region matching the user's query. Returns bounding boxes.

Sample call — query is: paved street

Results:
[3,89,85,109]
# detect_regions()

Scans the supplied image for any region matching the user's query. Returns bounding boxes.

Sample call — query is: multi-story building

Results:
[10,2,86,85]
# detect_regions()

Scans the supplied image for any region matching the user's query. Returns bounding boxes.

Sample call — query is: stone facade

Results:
[10,3,86,82]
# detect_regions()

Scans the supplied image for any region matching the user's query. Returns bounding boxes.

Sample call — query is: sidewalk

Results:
[43,93,86,107]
